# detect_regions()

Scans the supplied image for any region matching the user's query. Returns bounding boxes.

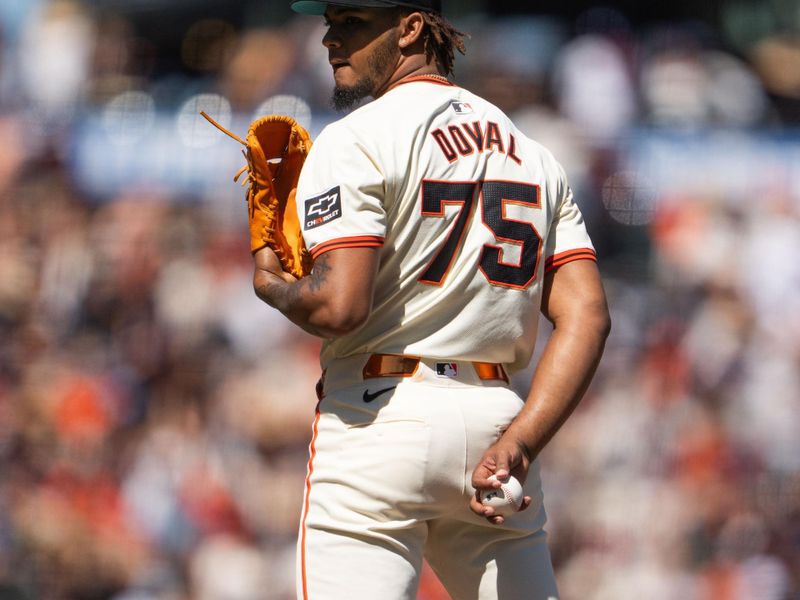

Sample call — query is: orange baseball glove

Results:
[202,112,314,279]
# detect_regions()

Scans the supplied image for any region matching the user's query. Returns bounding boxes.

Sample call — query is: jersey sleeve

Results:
[296,124,386,260]
[543,166,597,274]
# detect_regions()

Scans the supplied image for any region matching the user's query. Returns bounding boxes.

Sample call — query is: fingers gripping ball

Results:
[201,111,314,279]
[479,475,524,517]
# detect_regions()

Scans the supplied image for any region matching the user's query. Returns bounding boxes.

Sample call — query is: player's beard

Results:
[331,32,400,112]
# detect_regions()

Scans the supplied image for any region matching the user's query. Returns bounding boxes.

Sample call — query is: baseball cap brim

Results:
[291,1,396,15]
[290,0,440,15]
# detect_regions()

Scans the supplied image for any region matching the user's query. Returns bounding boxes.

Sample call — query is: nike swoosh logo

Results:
[362,385,397,403]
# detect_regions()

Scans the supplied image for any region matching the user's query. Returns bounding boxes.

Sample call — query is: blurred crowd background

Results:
[1,0,799,598]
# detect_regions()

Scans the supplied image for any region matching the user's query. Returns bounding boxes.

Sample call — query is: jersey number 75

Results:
[418,180,542,290]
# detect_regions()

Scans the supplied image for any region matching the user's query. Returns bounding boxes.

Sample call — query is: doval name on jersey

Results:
[431,118,522,166]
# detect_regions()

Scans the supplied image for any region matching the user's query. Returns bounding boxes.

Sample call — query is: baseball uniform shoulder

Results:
[307,117,361,154]
[470,92,564,169]
[448,87,571,196]
[301,101,398,170]
[302,82,460,175]
[449,87,563,155]
[297,115,379,188]
[331,81,462,138]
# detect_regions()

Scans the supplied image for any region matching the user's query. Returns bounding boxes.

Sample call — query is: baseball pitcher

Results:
[245,1,610,598]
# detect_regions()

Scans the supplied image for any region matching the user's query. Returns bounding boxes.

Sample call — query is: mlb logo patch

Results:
[450,101,473,115]
[435,363,458,377]
[304,186,342,230]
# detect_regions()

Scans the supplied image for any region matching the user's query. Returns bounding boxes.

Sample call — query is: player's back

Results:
[297,77,595,371]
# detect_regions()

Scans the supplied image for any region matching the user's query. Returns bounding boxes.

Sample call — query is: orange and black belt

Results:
[362,353,508,382]
[316,354,508,400]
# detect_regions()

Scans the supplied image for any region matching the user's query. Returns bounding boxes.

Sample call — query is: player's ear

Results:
[397,11,425,50]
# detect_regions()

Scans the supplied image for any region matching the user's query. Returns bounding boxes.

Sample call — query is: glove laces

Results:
[202,111,270,188]
[201,111,289,189]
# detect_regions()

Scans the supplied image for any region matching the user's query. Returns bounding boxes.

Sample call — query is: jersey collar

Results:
[395,74,456,88]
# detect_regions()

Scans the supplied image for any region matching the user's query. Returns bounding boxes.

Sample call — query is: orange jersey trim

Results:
[310,235,384,259]
[300,403,322,600]
[545,248,597,274]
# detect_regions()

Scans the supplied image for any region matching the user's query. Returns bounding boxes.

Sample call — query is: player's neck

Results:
[374,59,447,98]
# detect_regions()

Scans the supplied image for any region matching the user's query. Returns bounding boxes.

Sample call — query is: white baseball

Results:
[478,474,524,517]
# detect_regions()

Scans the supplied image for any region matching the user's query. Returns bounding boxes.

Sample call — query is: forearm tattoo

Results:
[306,253,332,293]
[257,253,333,315]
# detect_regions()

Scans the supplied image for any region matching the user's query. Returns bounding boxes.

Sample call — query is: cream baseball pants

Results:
[296,355,560,600]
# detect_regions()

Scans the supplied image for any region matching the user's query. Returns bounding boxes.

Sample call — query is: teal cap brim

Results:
[290,1,327,14]
[290,1,400,15]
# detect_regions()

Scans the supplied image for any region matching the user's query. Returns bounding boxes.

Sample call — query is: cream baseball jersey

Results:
[296,76,596,371]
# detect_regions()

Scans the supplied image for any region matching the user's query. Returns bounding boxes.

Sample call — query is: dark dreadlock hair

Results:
[396,9,467,76]
[421,12,467,76]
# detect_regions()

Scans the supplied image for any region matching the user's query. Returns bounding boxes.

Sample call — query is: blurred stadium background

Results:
[1,0,799,598]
